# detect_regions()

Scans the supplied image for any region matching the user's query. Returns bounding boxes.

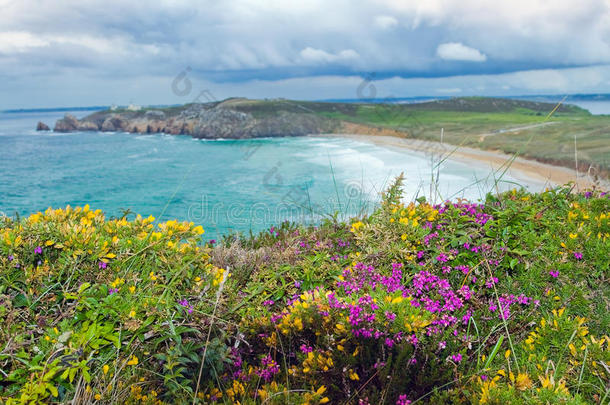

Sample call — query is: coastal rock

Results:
[78,121,99,131]
[50,99,340,139]
[54,113,80,132]
[101,116,128,132]
[36,121,50,131]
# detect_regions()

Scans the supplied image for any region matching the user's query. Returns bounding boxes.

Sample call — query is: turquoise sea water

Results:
[0,110,544,238]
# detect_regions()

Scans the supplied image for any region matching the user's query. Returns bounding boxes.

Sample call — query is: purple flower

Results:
[209,239,216,245]
[178,298,193,314]
[449,353,463,363]
[262,299,275,307]
[108,288,119,295]
[549,270,559,278]
[299,344,312,353]
[98,261,107,269]
[435,253,449,263]
[34,246,42,254]
[396,395,411,405]
[7,255,14,261]
[574,252,583,260]
[294,280,302,288]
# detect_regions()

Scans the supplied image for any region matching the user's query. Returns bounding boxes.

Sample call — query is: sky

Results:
[1,0,610,109]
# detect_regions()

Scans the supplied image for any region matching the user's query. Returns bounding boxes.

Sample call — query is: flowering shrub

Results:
[0,206,229,404]
[0,178,608,403]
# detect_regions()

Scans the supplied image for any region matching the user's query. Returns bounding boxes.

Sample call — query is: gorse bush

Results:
[0,207,229,403]
[0,179,608,404]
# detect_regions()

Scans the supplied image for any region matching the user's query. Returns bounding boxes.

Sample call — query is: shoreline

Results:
[318,133,608,191]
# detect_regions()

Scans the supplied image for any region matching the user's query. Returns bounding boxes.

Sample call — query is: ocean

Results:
[0,110,544,239]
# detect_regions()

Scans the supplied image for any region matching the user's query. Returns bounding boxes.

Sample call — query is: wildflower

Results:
[574,252,583,260]
[209,239,216,245]
[262,299,275,307]
[348,369,360,381]
[98,261,107,269]
[300,344,313,353]
[396,395,412,405]
[549,270,559,278]
[94,394,101,400]
[435,253,449,263]
[127,355,139,366]
[449,353,463,363]
[128,310,136,318]
[515,373,533,391]
[149,271,157,281]
[34,246,42,254]
[569,233,578,239]
[128,285,136,293]
[108,288,119,295]
[350,221,364,233]
[178,298,194,314]
[192,225,205,234]
[102,364,109,374]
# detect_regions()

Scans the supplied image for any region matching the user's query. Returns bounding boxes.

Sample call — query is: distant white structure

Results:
[127,104,142,111]
[110,104,118,111]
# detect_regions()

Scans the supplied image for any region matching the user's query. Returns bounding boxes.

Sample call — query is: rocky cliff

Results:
[50,99,341,139]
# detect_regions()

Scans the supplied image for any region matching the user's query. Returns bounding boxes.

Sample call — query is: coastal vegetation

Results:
[46,97,610,180]
[1,178,609,404]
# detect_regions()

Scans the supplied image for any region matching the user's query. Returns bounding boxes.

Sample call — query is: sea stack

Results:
[36,121,50,131]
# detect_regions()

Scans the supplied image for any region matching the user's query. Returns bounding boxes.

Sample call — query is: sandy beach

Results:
[322,133,608,191]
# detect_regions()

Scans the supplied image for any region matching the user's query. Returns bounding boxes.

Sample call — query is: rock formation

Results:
[36,121,50,131]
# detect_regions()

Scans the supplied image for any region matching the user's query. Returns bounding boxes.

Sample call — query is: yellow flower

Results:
[348,369,360,381]
[128,285,136,293]
[569,233,578,239]
[350,221,363,233]
[193,225,205,235]
[149,272,157,281]
[515,373,533,391]
[128,310,136,318]
[94,394,101,400]
[127,355,139,366]
[102,364,109,375]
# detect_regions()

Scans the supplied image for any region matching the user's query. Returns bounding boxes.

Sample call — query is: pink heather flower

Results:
[257,355,280,382]
[262,300,275,307]
[34,246,42,254]
[108,288,119,295]
[98,261,107,269]
[574,252,583,260]
[299,344,313,353]
[549,270,559,278]
[435,253,449,263]
[396,394,412,405]
[450,353,463,363]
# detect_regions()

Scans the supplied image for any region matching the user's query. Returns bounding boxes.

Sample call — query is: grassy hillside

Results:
[203,97,610,177]
[1,179,608,404]
[83,97,609,177]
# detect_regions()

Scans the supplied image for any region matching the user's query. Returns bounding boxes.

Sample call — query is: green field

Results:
[309,99,610,177]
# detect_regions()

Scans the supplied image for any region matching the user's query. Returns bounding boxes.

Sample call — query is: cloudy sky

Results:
[1,0,610,109]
